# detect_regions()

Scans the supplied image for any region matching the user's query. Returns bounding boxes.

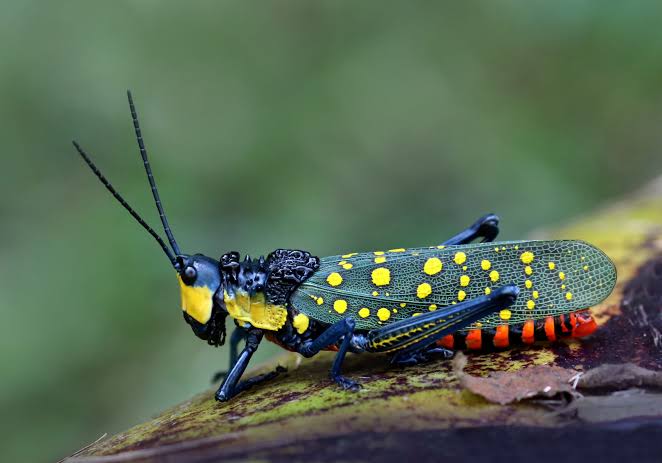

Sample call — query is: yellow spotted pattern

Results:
[333,299,348,314]
[327,272,343,287]
[371,267,391,286]
[423,257,443,275]
[454,252,466,265]
[294,240,616,331]
[417,283,432,299]
[520,251,534,264]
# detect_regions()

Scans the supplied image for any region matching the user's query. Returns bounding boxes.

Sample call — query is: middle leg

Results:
[298,318,360,390]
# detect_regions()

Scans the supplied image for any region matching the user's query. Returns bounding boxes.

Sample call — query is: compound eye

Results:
[182,265,197,285]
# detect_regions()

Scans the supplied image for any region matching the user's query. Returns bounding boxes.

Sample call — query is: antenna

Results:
[72,140,178,268]
[127,90,181,256]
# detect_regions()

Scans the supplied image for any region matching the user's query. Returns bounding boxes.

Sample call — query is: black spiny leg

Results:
[299,319,360,391]
[215,328,271,402]
[390,346,454,367]
[211,328,247,383]
[442,213,500,245]
[367,285,519,364]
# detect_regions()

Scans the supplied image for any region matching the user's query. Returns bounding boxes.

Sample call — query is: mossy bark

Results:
[65,179,662,463]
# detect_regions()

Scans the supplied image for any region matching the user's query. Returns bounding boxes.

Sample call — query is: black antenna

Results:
[127,90,181,256]
[72,140,178,268]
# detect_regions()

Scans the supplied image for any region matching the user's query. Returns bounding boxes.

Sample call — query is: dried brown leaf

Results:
[454,352,576,405]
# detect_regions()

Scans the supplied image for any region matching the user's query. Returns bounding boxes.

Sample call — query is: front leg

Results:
[215,328,264,402]
[298,318,360,391]
[442,213,500,245]
[211,327,248,383]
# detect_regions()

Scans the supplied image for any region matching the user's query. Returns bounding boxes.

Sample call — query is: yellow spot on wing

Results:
[372,291,379,296]
[481,259,491,271]
[389,248,406,252]
[342,253,357,258]
[327,272,343,286]
[293,313,310,334]
[525,279,533,289]
[583,265,589,271]
[341,263,353,270]
[377,308,391,321]
[524,266,533,276]
[458,290,466,301]
[374,251,385,256]
[485,287,491,295]
[371,267,391,286]
[417,283,432,299]
[499,309,512,320]
[532,290,539,299]
[333,299,348,314]
[460,275,471,287]
[429,304,437,311]
[454,252,467,265]
[559,272,566,280]
[489,270,500,282]
[565,292,573,301]
[548,262,556,270]
[423,257,443,275]
[520,251,534,264]
[437,245,446,249]
[374,256,386,264]
[358,308,370,318]
[526,300,535,310]
[317,297,324,305]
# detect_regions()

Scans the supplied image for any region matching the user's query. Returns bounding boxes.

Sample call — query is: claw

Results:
[334,376,362,391]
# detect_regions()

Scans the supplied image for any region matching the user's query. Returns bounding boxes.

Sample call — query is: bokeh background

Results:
[3,2,662,461]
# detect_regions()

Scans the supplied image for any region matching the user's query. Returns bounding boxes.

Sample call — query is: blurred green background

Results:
[3,1,662,461]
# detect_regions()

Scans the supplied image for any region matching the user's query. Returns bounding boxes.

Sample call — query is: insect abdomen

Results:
[436,310,597,351]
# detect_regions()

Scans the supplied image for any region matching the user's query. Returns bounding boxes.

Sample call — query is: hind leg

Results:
[390,345,454,367]
[442,213,500,245]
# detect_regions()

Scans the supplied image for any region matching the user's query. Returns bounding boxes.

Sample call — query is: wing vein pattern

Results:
[290,240,616,331]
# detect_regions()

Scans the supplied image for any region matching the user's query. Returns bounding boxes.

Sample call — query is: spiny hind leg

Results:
[368,285,519,363]
[389,345,454,367]
[442,213,500,245]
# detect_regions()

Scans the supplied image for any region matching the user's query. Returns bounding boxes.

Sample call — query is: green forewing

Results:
[290,240,616,331]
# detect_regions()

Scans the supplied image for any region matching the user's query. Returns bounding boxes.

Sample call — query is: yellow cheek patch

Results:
[178,275,213,324]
